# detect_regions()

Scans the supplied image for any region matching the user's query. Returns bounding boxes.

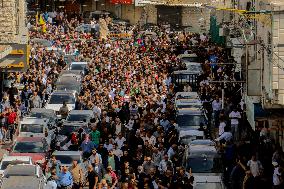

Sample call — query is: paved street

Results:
[0,0,283,189]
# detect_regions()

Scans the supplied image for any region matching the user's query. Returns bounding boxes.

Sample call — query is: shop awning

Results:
[0,59,16,68]
[0,45,12,60]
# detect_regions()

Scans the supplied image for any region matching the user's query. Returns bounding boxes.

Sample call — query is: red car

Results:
[9,137,49,164]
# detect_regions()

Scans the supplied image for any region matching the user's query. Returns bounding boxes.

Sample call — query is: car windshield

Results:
[67,114,90,122]
[49,94,75,104]
[57,85,80,92]
[71,64,86,70]
[177,115,205,128]
[195,183,223,189]
[55,155,81,165]
[1,160,30,171]
[20,124,44,133]
[30,112,54,119]
[13,141,46,153]
[187,154,223,173]
[182,57,199,63]
[176,104,202,109]
[59,125,80,136]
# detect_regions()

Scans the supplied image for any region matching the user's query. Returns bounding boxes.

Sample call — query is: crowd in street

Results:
[0,8,284,189]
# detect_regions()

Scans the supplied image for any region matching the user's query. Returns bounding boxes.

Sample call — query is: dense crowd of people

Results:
[0,8,284,189]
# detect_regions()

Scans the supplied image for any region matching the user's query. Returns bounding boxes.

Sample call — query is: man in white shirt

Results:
[215,126,232,144]
[272,162,281,187]
[219,118,226,136]
[247,155,263,177]
[212,97,222,128]
[114,132,126,149]
[229,108,241,141]
[158,154,173,174]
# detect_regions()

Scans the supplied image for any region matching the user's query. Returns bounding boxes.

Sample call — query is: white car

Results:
[69,62,88,75]
[177,53,199,63]
[18,118,54,143]
[46,91,76,113]
[0,164,47,189]
[0,155,33,176]
[184,140,225,189]
[176,108,207,131]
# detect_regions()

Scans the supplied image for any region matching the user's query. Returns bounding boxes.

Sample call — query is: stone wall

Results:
[0,0,17,43]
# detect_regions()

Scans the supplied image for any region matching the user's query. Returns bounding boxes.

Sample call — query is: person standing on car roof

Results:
[59,101,69,119]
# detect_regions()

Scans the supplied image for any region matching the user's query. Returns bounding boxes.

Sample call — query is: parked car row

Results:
[173,51,224,188]
[0,50,91,187]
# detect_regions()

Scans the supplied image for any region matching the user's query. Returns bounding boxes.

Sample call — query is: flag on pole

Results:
[39,14,45,25]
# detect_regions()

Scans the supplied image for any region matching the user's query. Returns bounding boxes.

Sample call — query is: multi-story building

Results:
[211,0,284,148]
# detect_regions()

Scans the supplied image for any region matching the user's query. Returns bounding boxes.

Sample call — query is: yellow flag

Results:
[42,24,46,33]
[39,14,45,25]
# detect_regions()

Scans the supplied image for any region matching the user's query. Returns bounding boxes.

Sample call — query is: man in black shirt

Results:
[87,164,98,189]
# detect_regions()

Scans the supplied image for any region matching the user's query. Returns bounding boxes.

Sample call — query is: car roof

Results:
[179,130,204,138]
[57,77,80,84]
[69,110,93,115]
[62,122,86,127]
[0,176,41,189]
[20,118,47,125]
[175,99,202,105]
[1,156,32,162]
[190,139,215,146]
[189,145,217,154]
[60,70,82,75]
[16,137,44,142]
[4,164,36,175]
[30,108,55,114]
[71,62,88,65]
[175,92,199,97]
[184,62,202,66]
[178,53,198,58]
[173,70,200,74]
[52,151,82,156]
[51,91,74,95]
[177,108,203,115]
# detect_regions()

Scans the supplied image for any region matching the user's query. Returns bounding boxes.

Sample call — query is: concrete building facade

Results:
[212,0,284,149]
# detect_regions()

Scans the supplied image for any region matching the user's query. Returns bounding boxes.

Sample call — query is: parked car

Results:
[0,155,33,176]
[176,108,207,131]
[177,53,200,63]
[69,62,88,75]
[184,140,225,189]
[46,91,76,113]
[55,122,90,150]
[18,118,54,142]
[55,80,81,94]
[179,130,205,145]
[9,137,49,164]
[65,110,94,124]
[50,151,87,184]
[174,92,202,110]
[29,108,58,129]
[172,70,200,91]
[0,164,46,189]
[51,151,85,168]
[57,70,82,83]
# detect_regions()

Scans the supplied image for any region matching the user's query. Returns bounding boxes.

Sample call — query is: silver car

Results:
[0,164,46,189]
